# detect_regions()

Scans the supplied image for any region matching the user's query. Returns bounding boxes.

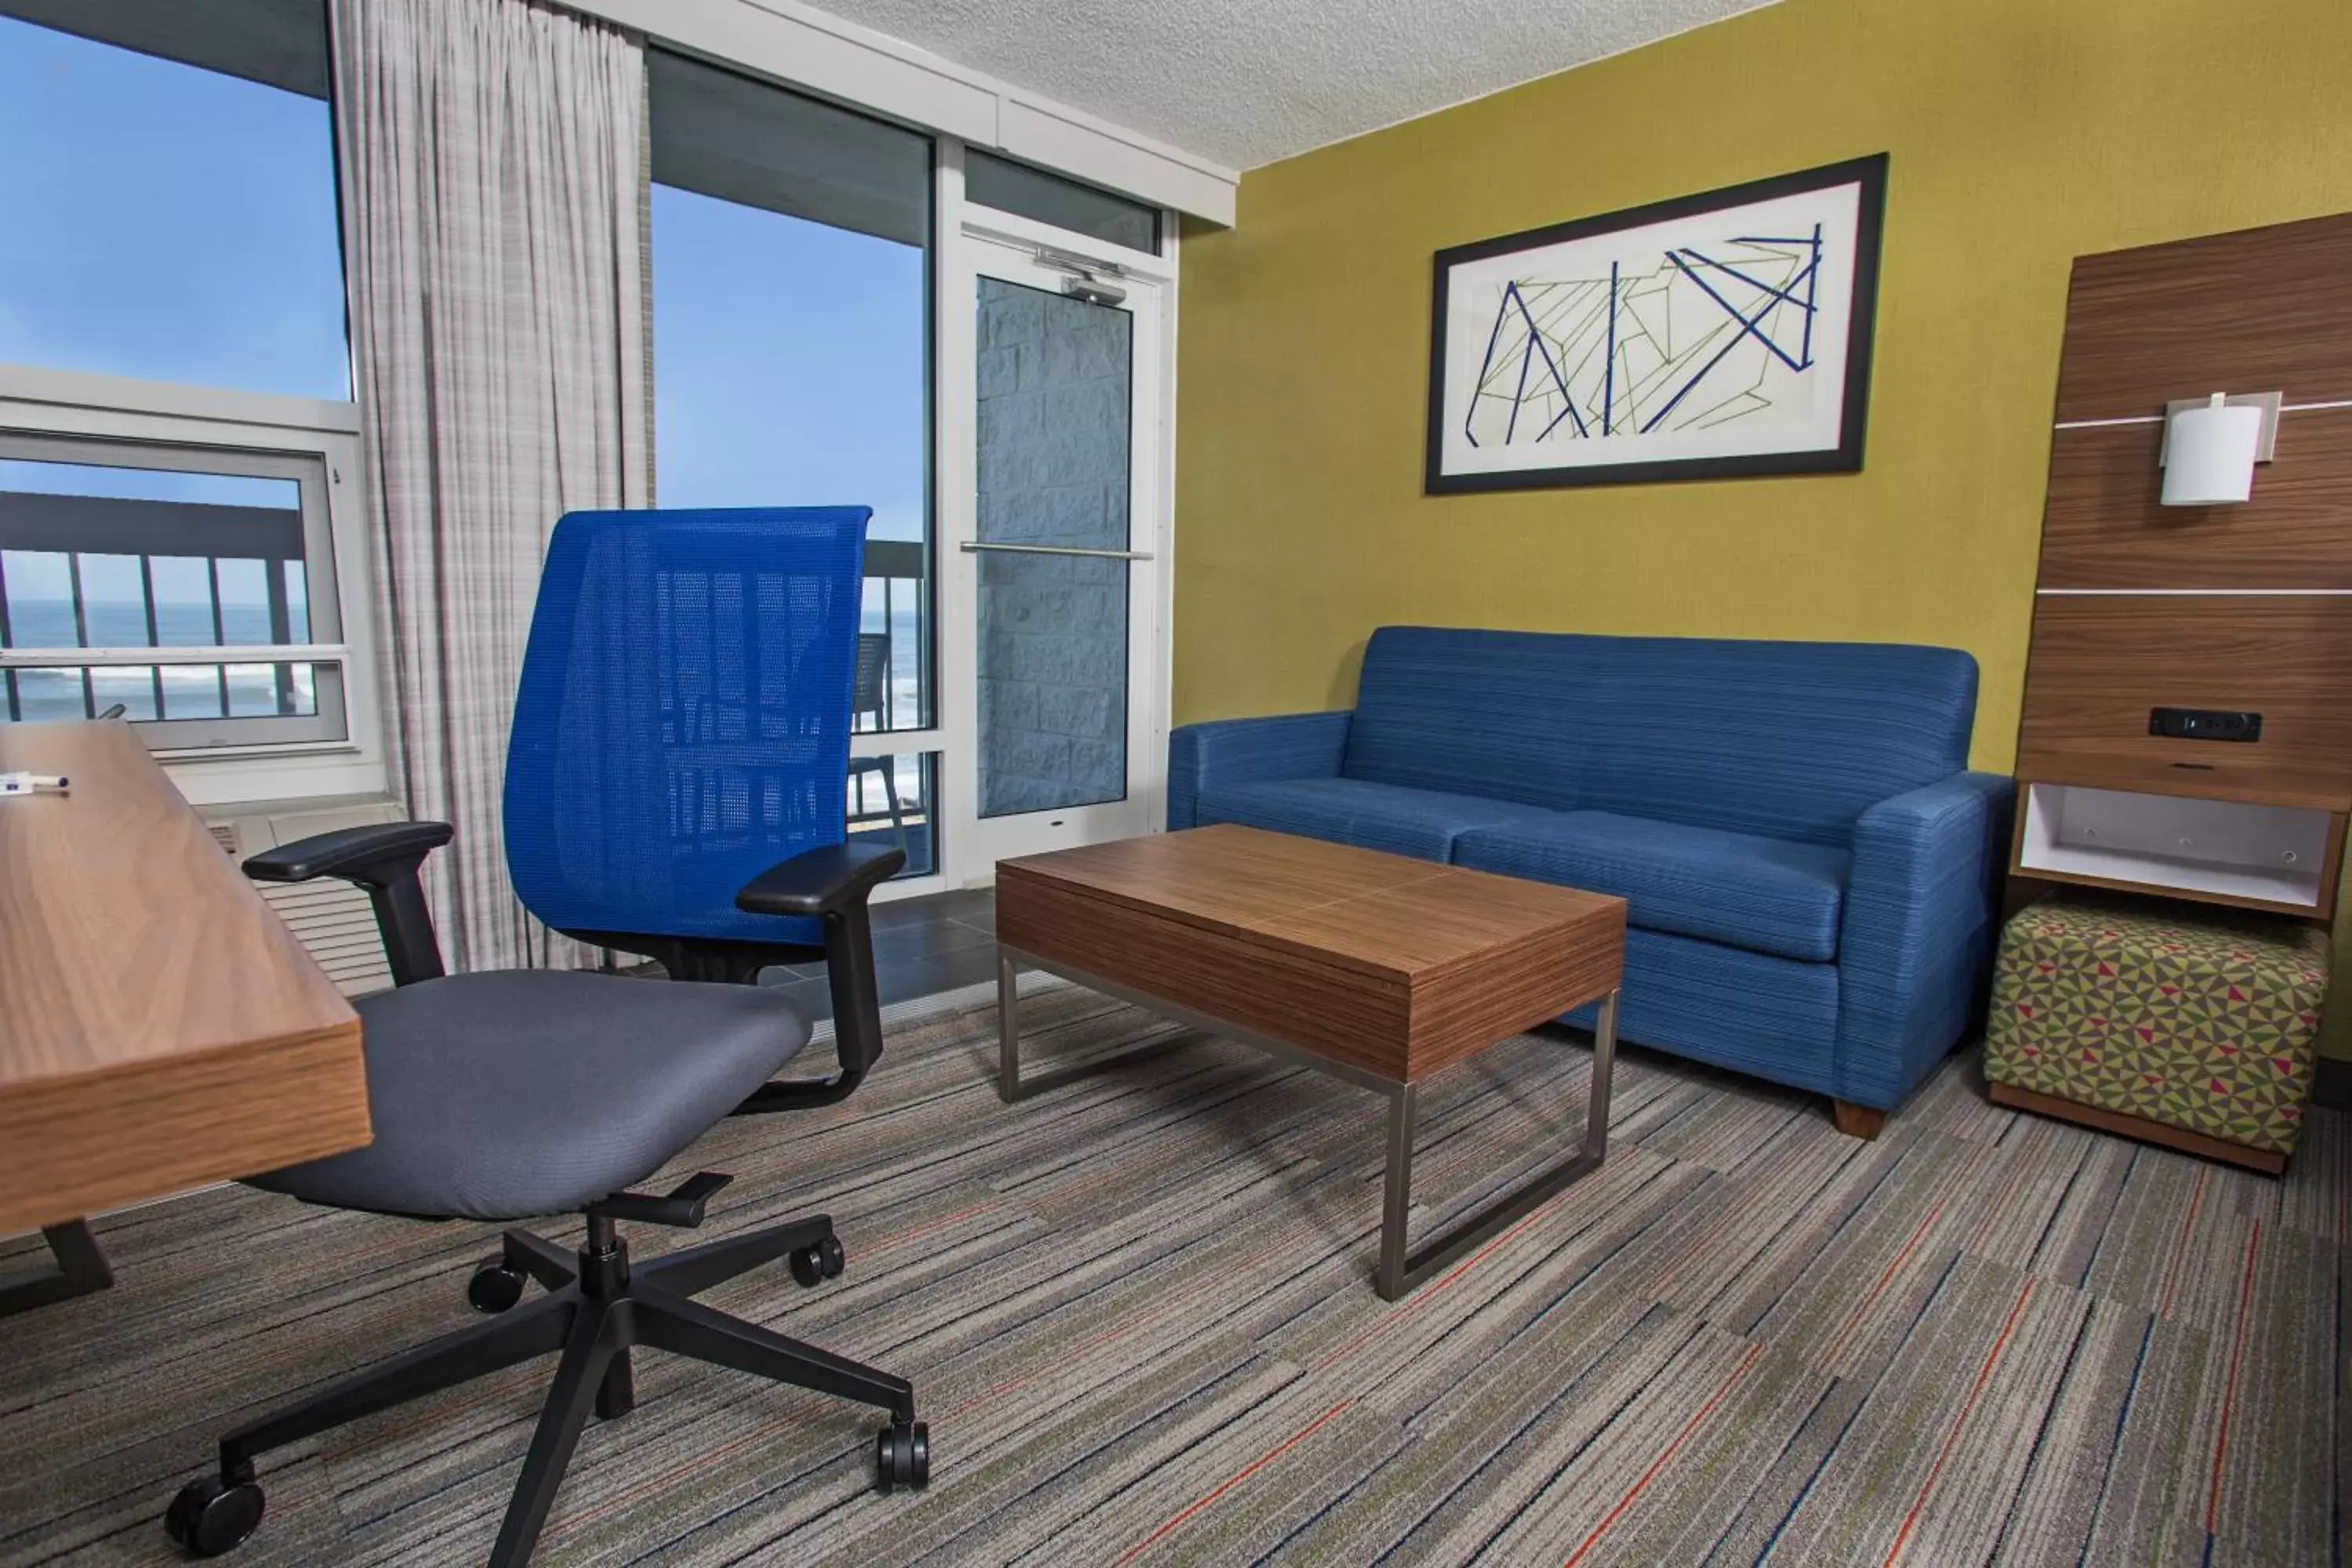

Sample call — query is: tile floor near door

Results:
[751,887,997,1020]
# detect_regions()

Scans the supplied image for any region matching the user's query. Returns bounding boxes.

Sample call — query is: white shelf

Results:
[2019,782,2329,909]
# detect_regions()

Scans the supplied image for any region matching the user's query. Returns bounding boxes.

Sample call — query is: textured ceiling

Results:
[811,0,1779,171]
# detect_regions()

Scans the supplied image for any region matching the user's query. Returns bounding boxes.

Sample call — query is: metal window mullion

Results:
[265,557,295,715]
[0,550,15,724]
[206,557,229,717]
[0,643,347,666]
[138,555,163,720]
[67,553,94,718]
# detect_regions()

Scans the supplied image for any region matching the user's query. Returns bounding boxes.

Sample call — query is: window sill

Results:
[160,742,390,811]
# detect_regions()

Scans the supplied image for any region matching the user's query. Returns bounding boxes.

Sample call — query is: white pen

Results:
[0,771,70,795]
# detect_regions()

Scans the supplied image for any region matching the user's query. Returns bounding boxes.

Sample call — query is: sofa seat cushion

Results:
[1454,811,1851,963]
[1192,777,1566,863]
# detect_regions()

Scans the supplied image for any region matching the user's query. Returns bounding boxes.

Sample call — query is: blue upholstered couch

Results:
[1167,627,2013,1122]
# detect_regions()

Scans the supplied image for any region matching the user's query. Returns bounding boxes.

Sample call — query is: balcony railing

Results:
[849,536,933,874]
[0,488,331,726]
[855,536,927,736]
[3,490,937,867]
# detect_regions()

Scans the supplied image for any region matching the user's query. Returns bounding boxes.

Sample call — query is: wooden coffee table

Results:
[993,825,1625,1300]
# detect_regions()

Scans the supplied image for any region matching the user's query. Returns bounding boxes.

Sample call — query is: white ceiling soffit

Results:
[808,0,1784,172]
[569,0,1243,224]
[0,0,326,97]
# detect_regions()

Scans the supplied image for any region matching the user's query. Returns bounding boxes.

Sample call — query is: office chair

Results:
[504,510,898,1112]
[165,508,927,1566]
[848,630,913,855]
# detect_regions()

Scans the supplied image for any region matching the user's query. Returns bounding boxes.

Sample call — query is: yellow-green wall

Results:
[1171,0,2352,1057]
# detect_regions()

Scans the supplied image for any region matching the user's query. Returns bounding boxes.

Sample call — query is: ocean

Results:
[6,597,308,723]
[5,599,926,728]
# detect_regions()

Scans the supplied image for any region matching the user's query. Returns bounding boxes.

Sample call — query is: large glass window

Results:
[0,1,348,399]
[649,50,935,875]
[649,50,931,736]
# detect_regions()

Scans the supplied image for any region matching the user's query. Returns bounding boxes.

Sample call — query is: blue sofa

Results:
[1167,627,2013,1126]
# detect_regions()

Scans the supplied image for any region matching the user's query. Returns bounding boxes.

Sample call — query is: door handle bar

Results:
[959,542,1154,561]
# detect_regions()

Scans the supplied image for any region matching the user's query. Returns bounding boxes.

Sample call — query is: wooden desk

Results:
[0,720,371,1307]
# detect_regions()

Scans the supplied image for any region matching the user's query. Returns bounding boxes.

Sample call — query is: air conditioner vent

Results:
[199,795,405,999]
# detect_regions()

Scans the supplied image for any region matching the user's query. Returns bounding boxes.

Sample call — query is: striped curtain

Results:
[331,0,650,972]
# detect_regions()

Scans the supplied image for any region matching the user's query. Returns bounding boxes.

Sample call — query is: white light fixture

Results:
[2158,391,2275,506]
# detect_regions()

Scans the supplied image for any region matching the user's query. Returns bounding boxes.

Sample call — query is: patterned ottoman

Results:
[1984,893,2328,1173]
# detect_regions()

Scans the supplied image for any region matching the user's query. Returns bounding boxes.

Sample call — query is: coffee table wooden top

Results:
[996,825,1624,1081]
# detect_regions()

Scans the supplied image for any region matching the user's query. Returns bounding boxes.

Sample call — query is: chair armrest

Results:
[242,821,455,988]
[1834,771,2015,1109]
[1167,711,1352,829]
[735,842,906,917]
[734,842,906,1094]
[242,821,454,887]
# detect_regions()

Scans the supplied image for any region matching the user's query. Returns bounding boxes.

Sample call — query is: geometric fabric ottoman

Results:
[1984,892,2328,1174]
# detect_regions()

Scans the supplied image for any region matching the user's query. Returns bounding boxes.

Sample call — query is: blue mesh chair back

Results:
[505,506,872,951]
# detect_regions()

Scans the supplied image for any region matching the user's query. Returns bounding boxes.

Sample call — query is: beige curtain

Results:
[332,0,649,972]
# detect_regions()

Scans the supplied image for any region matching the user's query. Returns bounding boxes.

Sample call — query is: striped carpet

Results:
[2,975,2345,1566]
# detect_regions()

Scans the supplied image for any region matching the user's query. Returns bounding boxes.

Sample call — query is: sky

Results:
[0,13,928,541]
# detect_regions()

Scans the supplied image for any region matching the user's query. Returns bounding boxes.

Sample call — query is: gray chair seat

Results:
[251,971,811,1222]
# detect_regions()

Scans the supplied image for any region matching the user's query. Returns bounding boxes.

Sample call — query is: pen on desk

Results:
[0,771,69,795]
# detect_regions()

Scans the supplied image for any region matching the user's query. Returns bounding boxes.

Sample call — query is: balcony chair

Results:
[165,507,927,1566]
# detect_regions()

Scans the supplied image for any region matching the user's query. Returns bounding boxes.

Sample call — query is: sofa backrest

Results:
[1342,626,1978,846]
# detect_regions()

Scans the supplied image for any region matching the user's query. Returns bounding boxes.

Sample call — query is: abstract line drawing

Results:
[1428,155,1886,493]
[1463,227,1824,448]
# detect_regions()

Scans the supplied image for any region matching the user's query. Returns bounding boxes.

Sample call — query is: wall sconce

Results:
[2158,390,2280,506]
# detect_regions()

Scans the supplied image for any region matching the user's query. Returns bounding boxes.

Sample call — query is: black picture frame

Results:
[1425,153,1889,495]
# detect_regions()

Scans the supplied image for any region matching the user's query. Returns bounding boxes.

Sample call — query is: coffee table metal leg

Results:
[1376,1084,1419,1300]
[996,948,1022,1103]
[1373,989,1620,1302]
[1584,989,1619,1158]
[993,942,1619,1301]
[995,944,1186,1104]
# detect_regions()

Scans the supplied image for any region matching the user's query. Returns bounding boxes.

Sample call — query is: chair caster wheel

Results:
[789,1234,845,1288]
[875,1420,928,1492]
[165,1473,265,1557]
[467,1261,527,1314]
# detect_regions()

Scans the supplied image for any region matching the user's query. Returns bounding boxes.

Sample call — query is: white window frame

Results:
[0,363,388,807]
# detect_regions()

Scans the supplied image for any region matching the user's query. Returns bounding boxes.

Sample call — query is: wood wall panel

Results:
[2038,408,2352,590]
[2015,595,2352,809]
[2053,213,2352,421]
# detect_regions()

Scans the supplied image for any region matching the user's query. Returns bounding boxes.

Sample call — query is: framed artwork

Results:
[1425,153,1889,494]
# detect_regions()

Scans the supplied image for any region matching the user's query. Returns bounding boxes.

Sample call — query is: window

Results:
[0,0,370,771]
[649,50,936,875]
[965,151,1163,256]
[0,432,350,747]
[0,0,348,398]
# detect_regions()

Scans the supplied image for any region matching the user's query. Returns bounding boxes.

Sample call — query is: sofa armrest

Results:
[1167,711,1352,829]
[1834,771,2016,1109]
